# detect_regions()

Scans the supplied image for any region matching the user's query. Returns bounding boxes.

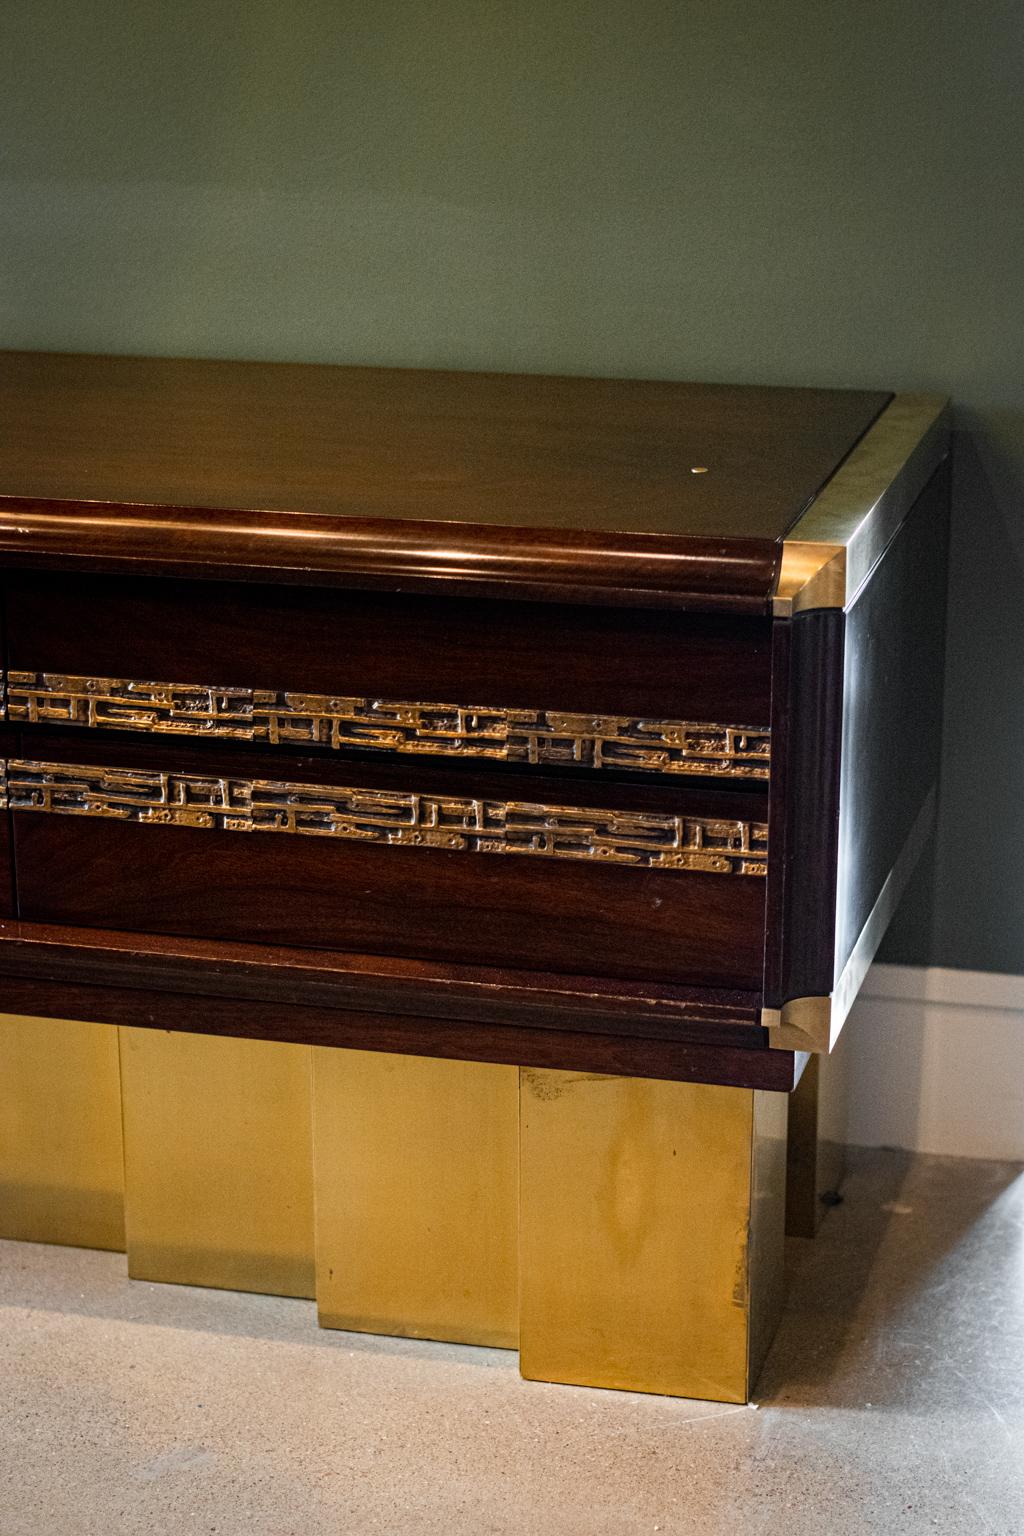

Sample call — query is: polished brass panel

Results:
[313,1050,518,1347]
[6,670,771,780]
[774,393,950,615]
[0,1013,125,1251]
[518,1070,787,1402]
[747,1087,789,1385]
[5,758,769,875]
[118,1028,315,1297]
[785,1047,849,1238]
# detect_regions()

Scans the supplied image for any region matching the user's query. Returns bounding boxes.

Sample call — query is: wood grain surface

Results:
[0,352,890,606]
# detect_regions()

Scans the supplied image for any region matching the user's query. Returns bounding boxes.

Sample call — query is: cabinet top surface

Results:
[0,351,899,608]
[0,351,888,539]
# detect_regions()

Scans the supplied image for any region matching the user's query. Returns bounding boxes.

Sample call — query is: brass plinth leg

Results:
[312,1050,519,1348]
[785,1039,850,1238]
[519,1071,787,1403]
[118,1028,315,1297]
[0,1013,125,1251]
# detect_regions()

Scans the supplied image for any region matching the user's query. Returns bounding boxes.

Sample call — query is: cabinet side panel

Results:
[834,460,951,979]
[769,609,845,1005]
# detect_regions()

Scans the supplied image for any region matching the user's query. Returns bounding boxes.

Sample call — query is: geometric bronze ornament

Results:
[4,672,771,780]
[3,758,769,876]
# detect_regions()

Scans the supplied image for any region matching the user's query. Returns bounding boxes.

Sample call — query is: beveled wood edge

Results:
[0,498,779,612]
[762,785,936,1051]
[0,973,799,1090]
[773,394,951,616]
[0,919,768,1047]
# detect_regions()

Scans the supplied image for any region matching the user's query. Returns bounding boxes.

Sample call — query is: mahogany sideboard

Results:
[0,353,950,1401]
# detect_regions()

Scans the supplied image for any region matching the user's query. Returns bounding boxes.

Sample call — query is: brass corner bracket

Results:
[773,393,951,617]
[760,995,838,1054]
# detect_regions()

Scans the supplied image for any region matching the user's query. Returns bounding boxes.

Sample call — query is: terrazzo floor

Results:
[1,1148,1022,1534]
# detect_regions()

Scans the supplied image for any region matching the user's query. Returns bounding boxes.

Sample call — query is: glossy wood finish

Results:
[771,608,846,1004]
[0,355,948,1089]
[0,353,889,607]
[5,573,774,728]
[8,729,768,986]
[0,976,802,1091]
[11,813,763,985]
[0,921,766,1046]
[0,724,16,919]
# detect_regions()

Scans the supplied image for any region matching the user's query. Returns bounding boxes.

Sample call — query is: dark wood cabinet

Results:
[0,352,950,1087]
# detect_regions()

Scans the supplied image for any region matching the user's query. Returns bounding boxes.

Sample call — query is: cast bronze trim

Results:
[774,393,951,617]
[3,759,769,876]
[4,672,771,782]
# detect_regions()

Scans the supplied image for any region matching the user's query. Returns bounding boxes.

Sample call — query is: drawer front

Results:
[4,738,768,987]
[4,573,773,782]
[0,724,14,918]
[3,574,772,989]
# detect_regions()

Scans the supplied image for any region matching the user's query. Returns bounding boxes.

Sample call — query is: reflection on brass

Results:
[0,1012,125,1251]
[785,1049,849,1238]
[4,758,769,874]
[518,1070,788,1401]
[5,671,771,780]
[313,1050,519,1347]
[774,393,950,616]
[119,1028,315,1298]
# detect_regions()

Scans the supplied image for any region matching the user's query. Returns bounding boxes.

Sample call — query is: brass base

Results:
[519,1071,787,1402]
[0,1013,125,1251]
[312,1049,519,1348]
[785,1042,849,1238]
[118,1028,315,1297]
[2,1019,790,1402]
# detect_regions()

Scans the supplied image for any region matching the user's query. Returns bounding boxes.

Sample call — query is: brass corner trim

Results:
[774,392,950,617]
[760,995,836,1054]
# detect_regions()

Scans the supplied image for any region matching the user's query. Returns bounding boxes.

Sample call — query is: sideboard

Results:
[0,353,949,1400]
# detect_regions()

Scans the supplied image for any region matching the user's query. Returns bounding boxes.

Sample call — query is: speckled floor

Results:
[1,1148,1022,1535]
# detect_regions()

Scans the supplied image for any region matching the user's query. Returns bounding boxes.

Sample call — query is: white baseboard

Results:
[841,964,1024,1160]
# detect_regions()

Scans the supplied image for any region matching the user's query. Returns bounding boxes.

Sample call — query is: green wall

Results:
[2,2,1021,972]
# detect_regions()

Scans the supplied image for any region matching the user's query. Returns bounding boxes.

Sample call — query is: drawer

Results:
[4,573,773,782]
[4,735,768,987]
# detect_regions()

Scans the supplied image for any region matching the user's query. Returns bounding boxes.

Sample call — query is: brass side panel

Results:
[7,671,771,781]
[5,758,769,876]
[118,1028,315,1297]
[785,1046,849,1239]
[747,1088,789,1389]
[0,1013,125,1251]
[313,1050,518,1348]
[519,1070,764,1402]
